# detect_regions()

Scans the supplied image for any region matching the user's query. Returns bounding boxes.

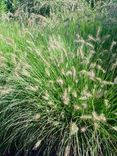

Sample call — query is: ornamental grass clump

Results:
[0,31,117,156]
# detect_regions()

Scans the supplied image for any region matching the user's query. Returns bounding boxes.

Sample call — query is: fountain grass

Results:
[0,0,117,155]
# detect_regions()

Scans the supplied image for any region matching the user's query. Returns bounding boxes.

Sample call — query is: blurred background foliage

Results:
[0,0,110,16]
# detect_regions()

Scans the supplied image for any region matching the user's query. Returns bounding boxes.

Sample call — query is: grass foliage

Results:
[0,0,117,156]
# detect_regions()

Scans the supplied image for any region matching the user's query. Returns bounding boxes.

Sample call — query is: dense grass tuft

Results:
[0,30,117,155]
[0,0,117,156]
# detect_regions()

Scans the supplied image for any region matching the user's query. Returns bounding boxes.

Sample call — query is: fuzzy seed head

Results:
[70,122,78,136]
[68,86,72,92]
[92,112,106,122]
[72,90,77,98]
[80,115,92,120]
[97,64,106,73]
[81,103,87,109]
[80,70,87,75]
[45,68,50,76]
[110,41,116,51]
[0,87,13,95]
[96,77,102,83]
[80,127,87,133]
[74,104,80,110]
[87,70,95,80]
[0,54,5,67]
[57,78,64,85]
[62,89,69,105]
[53,121,60,126]
[102,80,114,85]
[86,42,94,49]
[33,114,41,121]
[22,68,30,77]
[78,48,84,59]
[33,140,42,150]
[64,145,70,156]
[80,88,92,100]
[90,63,96,69]
[88,35,96,41]
[114,77,117,84]
[94,122,100,129]
[66,70,72,76]
[26,85,38,92]
[61,68,65,75]
[92,111,100,121]
[95,89,104,98]
[71,66,76,79]
[104,99,110,107]
[112,126,117,131]
[111,59,117,70]
[43,91,49,101]
[99,113,106,122]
